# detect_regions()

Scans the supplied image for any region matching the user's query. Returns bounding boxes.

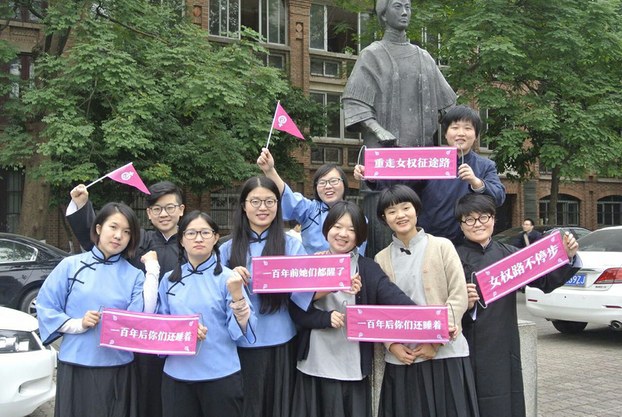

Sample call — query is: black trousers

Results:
[161,371,243,417]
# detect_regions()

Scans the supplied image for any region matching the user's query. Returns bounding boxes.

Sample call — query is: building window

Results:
[0,169,24,233]
[209,0,240,38]
[310,58,340,78]
[310,91,359,140]
[347,146,363,166]
[266,52,285,69]
[597,196,622,227]
[241,0,287,44]
[310,3,358,53]
[211,0,287,43]
[538,195,580,226]
[420,28,447,66]
[211,189,238,230]
[311,146,342,165]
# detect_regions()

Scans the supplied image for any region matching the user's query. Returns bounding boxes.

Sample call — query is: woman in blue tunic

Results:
[158,210,256,417]
[257,148,352,254]
[219,176,312,417]
[288,201,415,417]
[37,202,159,417]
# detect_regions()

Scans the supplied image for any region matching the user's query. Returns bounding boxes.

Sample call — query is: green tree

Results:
[351,0,622,224]
[440,0,622,223]
[0,0,321,237]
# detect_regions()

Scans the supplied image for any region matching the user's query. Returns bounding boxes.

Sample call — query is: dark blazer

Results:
[289,255,414,377]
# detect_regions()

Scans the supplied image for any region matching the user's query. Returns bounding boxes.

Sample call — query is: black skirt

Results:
[237,339,297,417]
[378,357,480,417]
[55,360,138,417]
[292,371,372,417]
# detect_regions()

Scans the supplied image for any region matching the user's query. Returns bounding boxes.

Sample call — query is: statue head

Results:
[376,0,411,30]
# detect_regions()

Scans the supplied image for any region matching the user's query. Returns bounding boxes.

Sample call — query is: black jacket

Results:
[289,255,414,377]
[456,239,579,417]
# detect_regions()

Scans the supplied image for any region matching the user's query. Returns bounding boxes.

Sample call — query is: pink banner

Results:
[475,230,569,304]
[100,308,199,355]
[364,147,458,180]
[251,254,351,293]
[346,305,449,343]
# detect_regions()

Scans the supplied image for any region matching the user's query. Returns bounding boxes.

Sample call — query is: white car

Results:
[526,226,622,333]
[0,307,56,417]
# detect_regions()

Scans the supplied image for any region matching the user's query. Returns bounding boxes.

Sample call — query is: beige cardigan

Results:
[374,234,468,330]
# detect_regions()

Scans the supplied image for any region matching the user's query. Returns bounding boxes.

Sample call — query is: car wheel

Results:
[551,320,587,334]
[18,288,40,317]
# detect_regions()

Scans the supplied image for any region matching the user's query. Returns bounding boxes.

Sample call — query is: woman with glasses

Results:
[289,201,414,417]
[257,148,357,255]
[158,210,256,417]
[374,185,479,417]
[67,181,185,417]
[454,194,580,417]
[219,176,312,417]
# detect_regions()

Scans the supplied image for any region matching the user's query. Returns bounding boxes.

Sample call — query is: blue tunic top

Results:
[280,184,367,255]
[157,256,257,381]
[37,247,145,367]
[280,184,331,255]
[220,232,312,348]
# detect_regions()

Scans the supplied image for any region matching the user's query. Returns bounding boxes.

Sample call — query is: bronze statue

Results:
[342,0,456,256]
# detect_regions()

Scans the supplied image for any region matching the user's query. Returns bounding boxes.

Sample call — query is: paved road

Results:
[30,293,622,416]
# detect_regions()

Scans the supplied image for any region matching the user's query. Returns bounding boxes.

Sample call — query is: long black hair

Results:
[168,210,223,282]
[228,176,288,314]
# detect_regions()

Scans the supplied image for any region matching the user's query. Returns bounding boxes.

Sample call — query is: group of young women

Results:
[37,140,581,417]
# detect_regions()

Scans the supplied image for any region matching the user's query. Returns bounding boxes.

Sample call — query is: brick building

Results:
[1,0,621,251]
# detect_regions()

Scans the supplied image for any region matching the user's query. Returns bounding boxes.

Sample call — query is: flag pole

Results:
[85,162,131,189]
[265,100,280,149]
[85,176,106,189]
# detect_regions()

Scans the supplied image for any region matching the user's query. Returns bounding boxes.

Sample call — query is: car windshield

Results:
[577,229,622,252]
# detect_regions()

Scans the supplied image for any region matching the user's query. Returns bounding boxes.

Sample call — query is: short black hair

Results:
[146,181,183,206]
[376,185,422,226]
[322,201,367,247]
[90,202,140,259]
[524,218,535,226]
[312,164,349,201]
[441,105,482,139]
[454,193,496,222]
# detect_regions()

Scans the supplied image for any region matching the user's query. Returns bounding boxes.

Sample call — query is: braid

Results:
[213,244,223,276]
[168,244,186,282]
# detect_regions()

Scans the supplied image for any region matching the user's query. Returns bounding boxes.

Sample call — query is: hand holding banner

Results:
[474,230,569,305]
[364,147,458,180]
[346,305,450,343]
[100,308,199,355]
[251,254,351,293]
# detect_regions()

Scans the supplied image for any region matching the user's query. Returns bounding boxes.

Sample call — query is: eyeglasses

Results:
[317,178,343,188]
[149,204,180,216]
[183,229,215,240]
[461,214,493,226]
[246,198,278,208]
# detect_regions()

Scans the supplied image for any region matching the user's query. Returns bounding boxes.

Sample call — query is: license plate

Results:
[565,273,586,287]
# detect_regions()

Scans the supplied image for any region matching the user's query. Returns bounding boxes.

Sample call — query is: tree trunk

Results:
[546,166,561,225]
[17,153,50,239]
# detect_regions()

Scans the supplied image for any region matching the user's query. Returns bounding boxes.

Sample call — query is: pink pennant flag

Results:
[106,163,151,194]
[272,102,304,140]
